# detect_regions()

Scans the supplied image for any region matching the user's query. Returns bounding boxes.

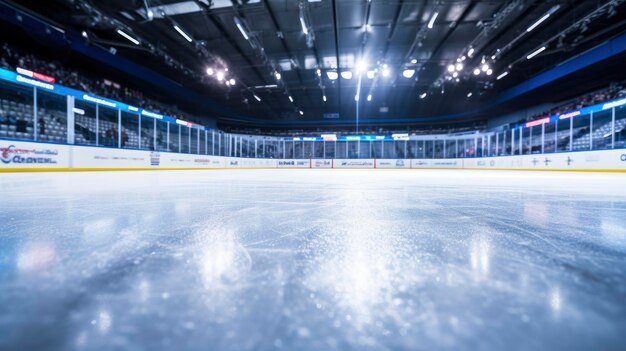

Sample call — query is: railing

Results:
[1,67,625,159]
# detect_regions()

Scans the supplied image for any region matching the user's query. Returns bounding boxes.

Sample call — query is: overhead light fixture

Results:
[526,5,560,33]
[455,63,463,71]
[299,110,304,116]
[253,94,261,102]
[81,30,88,38]
[366,70,375,79]
[299,9,308,35]
[486,69,493,76]
[356,60,367,73]
[467,47,475,57]
[402,69,415,78]
[496,71,509,80]
[173,25,193,43]
[419,92,427,99]
[216,71,224,81]
[467,92,473,97]
[481,64,490,72]
[288,95,294,102]
[234,16,249,40]
[382,67,390,77]
[367,94,372,101]
[316,69,321,77]
[116,29,140,45]
[225,80,231,86]
[447,64,455,73]
[411,59,418,64]
[354,94,359,102]
[229,78,236,85]
[275,72,282,80]
[428,12,439,29]
[327,71,339,80]
[323,95,327,102]
[341,71,353,79]
[206,68,214,76]
[452,71,458,78]
[527,46,546,60]
[473,68,481,75]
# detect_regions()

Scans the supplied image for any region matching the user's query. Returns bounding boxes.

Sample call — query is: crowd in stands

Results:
[220,123,485,138]
[518,81,626,125]
[0,42,206,126]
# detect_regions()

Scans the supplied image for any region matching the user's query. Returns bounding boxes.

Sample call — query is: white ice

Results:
[0,169,625,351]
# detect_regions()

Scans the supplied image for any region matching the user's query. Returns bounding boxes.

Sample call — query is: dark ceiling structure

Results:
[5,0,626,128]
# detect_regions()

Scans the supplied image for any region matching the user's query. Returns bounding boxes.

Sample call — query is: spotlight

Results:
[402,69,415,78]
[366,70,375,79]
[467,47,475,57]
[455,63,463,71]
[420,92,427,99]
[367,94,372,101]
[216,71,224,81]
[356,60,367,73]
[381,67,390,77]
[467,92,473,97]
[323,95,327,102]
[229,78,236,85]
[452,71,458,78]
[486,69,493,76]
[275,72,281,80]
[327,71,339,80]
[288,95,293,102]
[447,64,455,73]
[473,68,481,75]
[341,71,353,80]
[299,110,304,116]
[206,68,214,76]
[253,94,261,102]
[481,64,489,72]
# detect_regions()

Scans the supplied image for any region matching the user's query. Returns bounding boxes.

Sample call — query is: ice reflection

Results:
[549,286,562,317]
[469,236,491,279]
[194,226,251,291]
[305,192,418,330]
[16,242,56,272]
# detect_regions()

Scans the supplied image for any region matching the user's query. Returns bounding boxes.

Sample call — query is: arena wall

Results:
[1,139,625,171]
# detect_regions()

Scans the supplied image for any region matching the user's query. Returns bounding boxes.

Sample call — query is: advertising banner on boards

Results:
[0,140,70,169]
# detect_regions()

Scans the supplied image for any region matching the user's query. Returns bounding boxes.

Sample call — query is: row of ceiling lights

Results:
[419,3,565,100]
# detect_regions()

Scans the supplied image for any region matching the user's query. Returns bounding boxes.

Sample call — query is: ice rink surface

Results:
[1,169,626,351]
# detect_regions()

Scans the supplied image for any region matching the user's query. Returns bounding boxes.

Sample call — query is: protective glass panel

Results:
[592,110,613,149]
[74,100,97,145]
[0,80,34,141]
[572,114,591,151]
[615,105,626,148]
[140,116,155,150]
[156,120,169,151]
[36,90,66,143]
[121,112,138,149]
[98,106,118,147]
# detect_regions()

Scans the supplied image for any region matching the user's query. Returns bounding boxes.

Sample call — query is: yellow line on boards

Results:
[1,167,625,173]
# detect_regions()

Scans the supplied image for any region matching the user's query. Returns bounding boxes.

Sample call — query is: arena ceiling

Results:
[8,0,626,126]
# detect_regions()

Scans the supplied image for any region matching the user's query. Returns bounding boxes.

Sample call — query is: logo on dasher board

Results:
[1,144,58,164]
[150,152,160,166]
[621,154,626,162]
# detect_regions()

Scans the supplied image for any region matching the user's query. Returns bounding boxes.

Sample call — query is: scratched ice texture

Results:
[0,169,625,351]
